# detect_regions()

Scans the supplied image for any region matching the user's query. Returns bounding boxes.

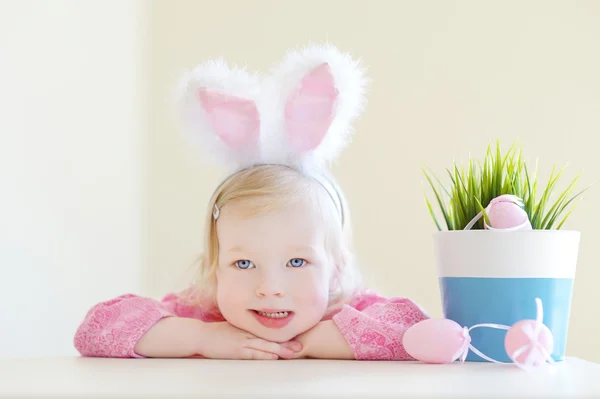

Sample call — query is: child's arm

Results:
[294,291,429,360]
[73,292,300,359]
[72,292,202,358]
[133,316,301,359]
[292,320,355,359]
[131,316,206,358]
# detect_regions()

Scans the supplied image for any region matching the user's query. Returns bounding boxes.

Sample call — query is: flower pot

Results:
[433,230,580,362]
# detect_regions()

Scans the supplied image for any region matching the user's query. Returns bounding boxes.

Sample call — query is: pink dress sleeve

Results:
[331,290,430,360]
[73,291,216,358]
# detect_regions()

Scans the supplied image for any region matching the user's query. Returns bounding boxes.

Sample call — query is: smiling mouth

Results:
[253,310,291,318]
[250,309,295,328]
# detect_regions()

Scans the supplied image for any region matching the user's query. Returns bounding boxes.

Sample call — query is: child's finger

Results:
[245,338,295,359]
[241,348,278,360]
[281,341,303,352]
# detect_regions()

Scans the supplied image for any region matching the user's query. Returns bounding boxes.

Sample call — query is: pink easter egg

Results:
[403,319,467,363]
[504,320,554,366]
[487,201,531,229]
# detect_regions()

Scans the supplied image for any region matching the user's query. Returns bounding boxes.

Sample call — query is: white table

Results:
[1,356,599,398]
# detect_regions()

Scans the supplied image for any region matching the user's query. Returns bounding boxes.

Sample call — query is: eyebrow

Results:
[223,246,246,254]
[291,246,318,255]
[222,246,319,255]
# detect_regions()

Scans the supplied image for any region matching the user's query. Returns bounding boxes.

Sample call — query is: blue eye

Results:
[288,258,306,268]
[235,260,254,269]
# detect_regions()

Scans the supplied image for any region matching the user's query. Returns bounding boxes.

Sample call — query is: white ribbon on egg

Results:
[450,298,556,371]
[463,194,531,231]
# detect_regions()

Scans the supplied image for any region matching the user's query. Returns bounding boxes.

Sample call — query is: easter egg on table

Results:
[403,318,467,364]
[504,319,554,366]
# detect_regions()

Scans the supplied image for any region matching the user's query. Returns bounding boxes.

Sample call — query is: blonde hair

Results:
[182,164,363,315]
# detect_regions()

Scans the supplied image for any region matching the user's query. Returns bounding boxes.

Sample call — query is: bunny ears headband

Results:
[174,44,368,222]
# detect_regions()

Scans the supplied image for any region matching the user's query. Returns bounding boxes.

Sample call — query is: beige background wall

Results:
[1,1,599,362]
[146,1,600,362]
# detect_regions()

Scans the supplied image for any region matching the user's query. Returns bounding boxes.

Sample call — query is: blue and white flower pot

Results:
[434,230,580,362]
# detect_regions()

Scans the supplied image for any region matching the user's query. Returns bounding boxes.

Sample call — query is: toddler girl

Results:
[73,44,429,360]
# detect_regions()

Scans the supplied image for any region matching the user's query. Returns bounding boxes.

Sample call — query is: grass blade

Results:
[423,168,452,230]
[424,193,442,231]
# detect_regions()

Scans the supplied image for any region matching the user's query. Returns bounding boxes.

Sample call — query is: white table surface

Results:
[0,356,599,398]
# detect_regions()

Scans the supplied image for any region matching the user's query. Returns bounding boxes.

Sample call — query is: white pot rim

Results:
[433,229,580,235]
[433,229,580,278]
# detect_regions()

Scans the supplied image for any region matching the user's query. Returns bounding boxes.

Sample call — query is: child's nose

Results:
[255,273,284,298]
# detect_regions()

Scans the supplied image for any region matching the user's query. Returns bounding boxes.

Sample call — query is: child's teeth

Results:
[258,311,289,318]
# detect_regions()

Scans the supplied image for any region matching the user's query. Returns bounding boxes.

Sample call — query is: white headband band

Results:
[310,172,344,225]
[211,165,345,225]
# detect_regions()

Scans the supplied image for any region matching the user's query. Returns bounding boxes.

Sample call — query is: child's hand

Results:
[198,321,303,360]
[292,320,355,360]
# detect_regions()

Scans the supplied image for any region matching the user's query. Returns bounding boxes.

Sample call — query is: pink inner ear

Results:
[198,88,260,151]
[284,63,338,152]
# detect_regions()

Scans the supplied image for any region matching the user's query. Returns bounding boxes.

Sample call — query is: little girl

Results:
[73,44,429,361]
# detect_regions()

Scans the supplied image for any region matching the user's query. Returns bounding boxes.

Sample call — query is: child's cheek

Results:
[296,272,330,311]
[215,271,249,311]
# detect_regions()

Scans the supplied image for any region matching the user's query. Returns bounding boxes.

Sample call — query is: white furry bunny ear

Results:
[175,58,262,169]
[264,44,368,168]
